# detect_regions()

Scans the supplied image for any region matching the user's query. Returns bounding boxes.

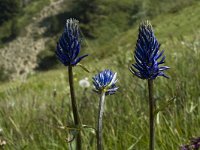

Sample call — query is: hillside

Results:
[0,0,65,80]
[0,0,198,81]
[0,0,200,149]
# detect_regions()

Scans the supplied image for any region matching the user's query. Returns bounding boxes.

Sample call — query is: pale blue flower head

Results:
[93,69,118,95]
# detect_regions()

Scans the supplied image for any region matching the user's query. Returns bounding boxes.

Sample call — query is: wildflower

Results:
[79,77,90,88]
[180,145,189,150]
[93,69,118,150]
[181,137,200,150]
[0,139,6,146]
[129,20,169,80]
[129,20,170,150]
[93,69,118,95]
[56,18,88,66]
[191,137,200,149]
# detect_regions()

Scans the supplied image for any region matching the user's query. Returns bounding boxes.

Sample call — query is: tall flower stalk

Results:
[148,79,154,150]
[97,92,105,150]
[56,18,88,150]
[129,21,169,150]
[93,69,118,150]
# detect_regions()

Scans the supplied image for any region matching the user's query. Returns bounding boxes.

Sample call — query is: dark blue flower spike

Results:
[130,20,169,80]
[56,18,88,66]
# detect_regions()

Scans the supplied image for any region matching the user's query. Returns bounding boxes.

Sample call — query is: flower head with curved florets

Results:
[130,20,169,80]
[56,18,88,66]
[93,69,118,95]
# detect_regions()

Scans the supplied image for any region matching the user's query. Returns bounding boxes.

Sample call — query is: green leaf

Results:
[82,124,96,135]
[77,63,90,73]
[65,125,80,143]
[127,135,143,150]
[154,97,175,115]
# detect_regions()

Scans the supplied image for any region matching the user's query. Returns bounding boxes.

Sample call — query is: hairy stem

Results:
[148,79,154,150]
[68,66,82,150]
[97,92,106,150]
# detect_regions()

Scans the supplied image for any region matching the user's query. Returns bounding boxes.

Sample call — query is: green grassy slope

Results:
[0,1,200,149]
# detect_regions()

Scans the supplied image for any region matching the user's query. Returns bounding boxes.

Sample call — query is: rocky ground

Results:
[0,0,65,80]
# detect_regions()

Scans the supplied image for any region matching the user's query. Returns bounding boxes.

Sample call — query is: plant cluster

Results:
[181,137,200,150]
[55,18,199,150]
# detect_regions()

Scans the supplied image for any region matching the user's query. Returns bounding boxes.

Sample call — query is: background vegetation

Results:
[0,0,200,149]
[0,0,50,44]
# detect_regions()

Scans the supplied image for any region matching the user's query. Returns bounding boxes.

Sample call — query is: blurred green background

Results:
[0,0,200,149]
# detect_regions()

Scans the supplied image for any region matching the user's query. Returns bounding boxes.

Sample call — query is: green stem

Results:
[97,92,106,150]
[148,79,154,150]
[68,66,82,150]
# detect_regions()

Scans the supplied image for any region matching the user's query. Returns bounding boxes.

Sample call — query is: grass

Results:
[0,1,200,150]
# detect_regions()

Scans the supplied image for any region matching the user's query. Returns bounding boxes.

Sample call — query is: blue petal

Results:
[71,54,88,66]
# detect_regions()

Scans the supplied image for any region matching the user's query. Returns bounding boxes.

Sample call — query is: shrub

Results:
[0,0,21,25]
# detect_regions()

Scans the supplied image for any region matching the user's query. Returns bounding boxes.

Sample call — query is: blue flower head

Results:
[130,20,169,80]
[93,69,118,95]
[56,18,88,66]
